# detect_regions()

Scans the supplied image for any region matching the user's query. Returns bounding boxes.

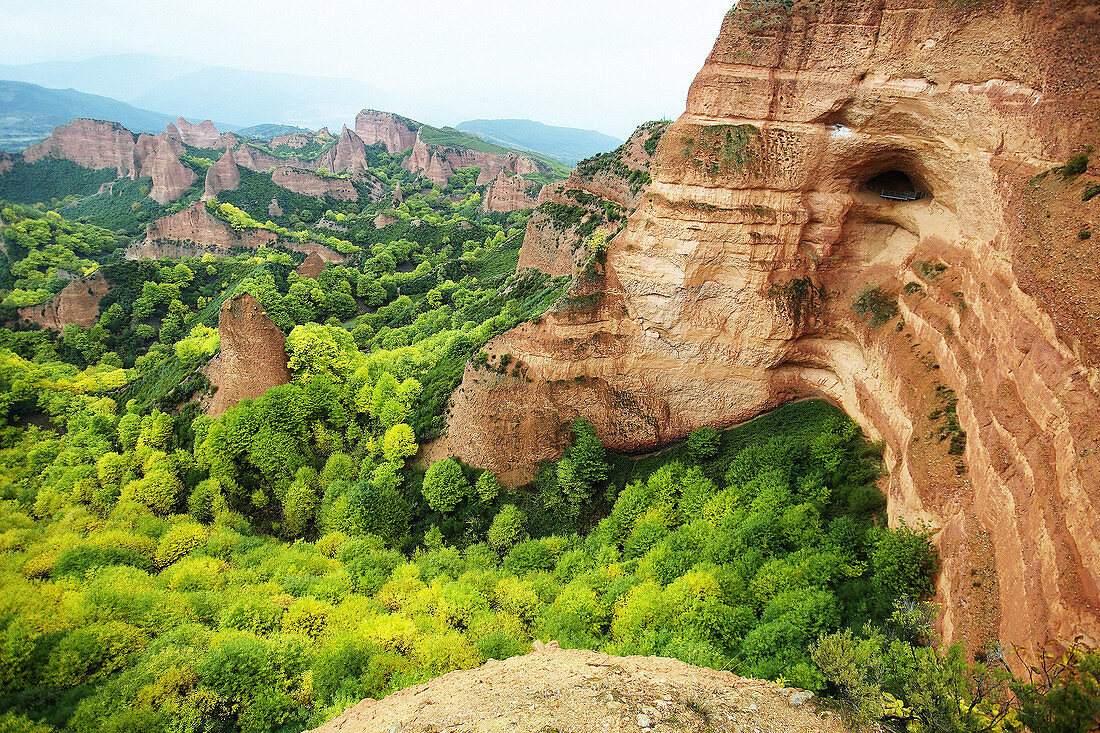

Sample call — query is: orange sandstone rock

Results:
[441,0,1100,662]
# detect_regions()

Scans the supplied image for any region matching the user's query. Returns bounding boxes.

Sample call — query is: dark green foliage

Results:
[1084,184,1100,202]
[1012,646,1100,733]
[852,286,899,328]
[1059,152,1089,179]
[686,426,720,461]
[53,546,154,578]
[928,385,967,456]
[0,159,116,207]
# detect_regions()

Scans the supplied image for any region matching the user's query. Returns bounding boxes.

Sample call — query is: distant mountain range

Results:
[0,54,624,164]
[457,119,623,166]
[0,80,182,152]
[0,54,393,133]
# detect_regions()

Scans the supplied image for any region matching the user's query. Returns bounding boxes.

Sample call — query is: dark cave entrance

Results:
[865,170,926,201]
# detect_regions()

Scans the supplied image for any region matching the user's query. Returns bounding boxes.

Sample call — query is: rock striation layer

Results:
[271,166,358,201]
[205,293,291,416]
[480,168,540,213]
[442,0,1100,661]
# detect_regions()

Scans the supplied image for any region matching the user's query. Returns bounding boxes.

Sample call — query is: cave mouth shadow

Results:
[864,170,927,201]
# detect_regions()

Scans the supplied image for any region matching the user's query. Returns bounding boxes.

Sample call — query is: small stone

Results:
[789,690,814,707]
[637,713,653,728]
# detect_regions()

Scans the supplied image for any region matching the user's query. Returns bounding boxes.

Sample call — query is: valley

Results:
[0,1,1098,731]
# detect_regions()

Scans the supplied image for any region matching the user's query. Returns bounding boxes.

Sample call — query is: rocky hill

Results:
[438,0,1100,663]
[517,120,667,276]
[313,645,843,733]
[204,292,291,416]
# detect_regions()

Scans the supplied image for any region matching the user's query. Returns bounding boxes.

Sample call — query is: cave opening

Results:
[866,170,926,201]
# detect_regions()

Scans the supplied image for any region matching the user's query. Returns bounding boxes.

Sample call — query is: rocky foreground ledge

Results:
[312,644,845,733]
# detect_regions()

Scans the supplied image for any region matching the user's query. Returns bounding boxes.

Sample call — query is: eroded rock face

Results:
[23,121,197,203]
[129,203,277,258]
[171,117,223,148]
[480,168,539,213]
[23,119,138,176]
[314,125,369,176]
[443,0,1100,660]
[517,121,667,276]
[295,251,329,279]
[354,109,419,154]
[203,151,241,201]
[403,132,543,188]
[129,202,348,263]
[0,153,13,175]
[205,293,291,416]
[233,143,284,173]
[271,166,358,201]
[139,134,196,204]
[17,273,110,330]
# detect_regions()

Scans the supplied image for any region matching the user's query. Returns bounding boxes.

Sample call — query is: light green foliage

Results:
[487,504,526,552]
[174,324,220,365]
[286,323,360,382]
[421,458,470,514]
[381,424,417,464]
[475,471,501,503]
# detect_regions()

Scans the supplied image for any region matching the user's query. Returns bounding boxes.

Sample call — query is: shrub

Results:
[421,458,470,514]
[155,522,208,567]
[283,597,330,638]
[686,426,720,460]
[53,545,153,578]
[487,505,527,553]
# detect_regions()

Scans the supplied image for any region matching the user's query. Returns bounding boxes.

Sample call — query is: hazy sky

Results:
[0,0,733,138]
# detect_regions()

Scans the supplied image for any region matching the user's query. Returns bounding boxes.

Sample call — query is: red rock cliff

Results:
[203,151,241,201]
[354,109,419,154]
[23,119,139,176]
[17,273,110,330]
[205,293,292,416]
[441,0,1100,661]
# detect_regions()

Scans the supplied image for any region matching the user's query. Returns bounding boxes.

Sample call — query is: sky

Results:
[0,0,733,139]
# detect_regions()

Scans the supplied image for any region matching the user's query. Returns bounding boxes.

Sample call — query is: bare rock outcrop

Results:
[402,131,544,188]
[480,168,539,213]
[131,203,348,263]
[354,109,419,154]
[171,117,223,148]
[203,151,241,201]
[17,272,110,330]
[313,646,843,733]
[267,132,314,149]
[271,166,358,201]
[23,119,139,176]
[138,134,196,204]
[518,121,667,276]
[205,293,291,416]
[442,0,1100,662]
[0,153,13,175]
[295,251,329,279]
[129,203,277,258]
[268,197,284,218]
[23,121,197,203]
[313,125,369,176]
[233,144,284,173]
